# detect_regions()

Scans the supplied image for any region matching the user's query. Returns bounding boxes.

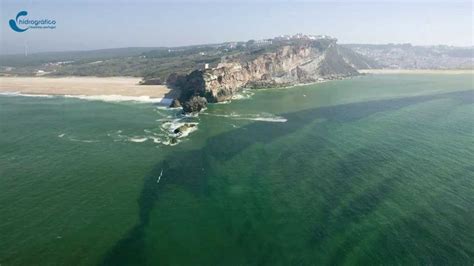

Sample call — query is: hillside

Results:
[343,44,473,69]
[0,43,246,79]
[0,37,370,82]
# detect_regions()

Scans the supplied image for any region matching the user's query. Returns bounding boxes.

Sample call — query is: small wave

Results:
[68,137,100,143]
[241,116,287,122]
[129,137,148,143]
[155,103,177,111]
[108,130,153,144]
[0,91,173,105]
[57,132,99,143]
[215,100,231,104]
[0,91,55,98]
[155,108,176,120]
[157,169,163,183]
[202,112,240,118]
[231,89,255,100]
[202,112,287,123]
[64,94,172,104]
[184,111,204,117]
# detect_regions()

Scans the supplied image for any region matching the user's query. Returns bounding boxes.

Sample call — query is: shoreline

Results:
[359,69,474,74]
[0,76,177,104]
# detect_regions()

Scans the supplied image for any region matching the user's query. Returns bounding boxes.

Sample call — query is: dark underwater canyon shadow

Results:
[100,89,473,265]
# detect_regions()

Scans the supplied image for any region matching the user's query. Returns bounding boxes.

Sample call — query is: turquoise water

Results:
[0,74,473,265]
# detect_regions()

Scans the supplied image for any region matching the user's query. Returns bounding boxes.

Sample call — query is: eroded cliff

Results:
[178,38,359,111]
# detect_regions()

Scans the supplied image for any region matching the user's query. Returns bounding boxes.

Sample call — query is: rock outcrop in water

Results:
[173,123,196,135]
[177,36,360,112]
[182,96,207,113]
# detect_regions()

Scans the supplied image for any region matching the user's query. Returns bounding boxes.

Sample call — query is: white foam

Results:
[68,137,100,143]
[184,111,203,117]
[106,114,198,147]
[149,136,163,143]
[215,100,231,104]
[155,104,176,111]
[176,124,198,138]
[230,94,246,100]
[64,94,172,104]
[129,137,148,143]
[161,119,199,138]
[202,112,240,118]
[202,112,287,123]
[0,91,54,98]
[57,132,100,143]
[157,169,163,183]
[231,89,255,100]
[239,116,287,123]
[0,91,173,105]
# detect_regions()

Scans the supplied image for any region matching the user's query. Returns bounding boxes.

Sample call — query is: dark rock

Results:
[169,99,181,108]
[166,73,187,88]
[179,70,207,102]
[182,96,207,113]
[173,123,196,134]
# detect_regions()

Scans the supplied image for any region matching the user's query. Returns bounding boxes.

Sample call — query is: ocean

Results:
[0,74,473,265]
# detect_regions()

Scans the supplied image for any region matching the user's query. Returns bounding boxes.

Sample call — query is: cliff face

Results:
[179,38,359,107]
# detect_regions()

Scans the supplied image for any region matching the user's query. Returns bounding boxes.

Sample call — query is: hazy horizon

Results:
[1,0,472,55]
[1,40,474,57]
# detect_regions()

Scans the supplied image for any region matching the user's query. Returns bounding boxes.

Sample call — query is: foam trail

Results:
[157,169,163,183]
[68,137,100,143]
[202,112,287,123]
[236,116,287,123]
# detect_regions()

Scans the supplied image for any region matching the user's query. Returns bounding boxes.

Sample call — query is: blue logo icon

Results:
[9,11,56,32]
[9,11,29,32]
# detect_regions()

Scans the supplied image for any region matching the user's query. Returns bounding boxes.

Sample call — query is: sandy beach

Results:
[0,76,178,103]
[359,69,474,75]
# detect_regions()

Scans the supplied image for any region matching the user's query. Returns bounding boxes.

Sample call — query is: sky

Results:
[0,0,472,54]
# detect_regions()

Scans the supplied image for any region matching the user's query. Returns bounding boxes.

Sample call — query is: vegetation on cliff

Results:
[173,37,364,111]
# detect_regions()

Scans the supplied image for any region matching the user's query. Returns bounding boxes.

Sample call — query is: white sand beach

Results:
[0,76,178,103]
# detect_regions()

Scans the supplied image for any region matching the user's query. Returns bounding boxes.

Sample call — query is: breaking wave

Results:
[0,91,172,105]
[0,91,54,98]
[107,107,200,146]
[63,95,172,104]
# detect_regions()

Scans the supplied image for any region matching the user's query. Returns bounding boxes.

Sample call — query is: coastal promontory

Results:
[173,35,367,112]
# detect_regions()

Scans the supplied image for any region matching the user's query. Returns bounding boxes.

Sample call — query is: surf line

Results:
[156,169,163,183]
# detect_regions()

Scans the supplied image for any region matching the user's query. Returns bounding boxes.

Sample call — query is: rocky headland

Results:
[173,35,370,112]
